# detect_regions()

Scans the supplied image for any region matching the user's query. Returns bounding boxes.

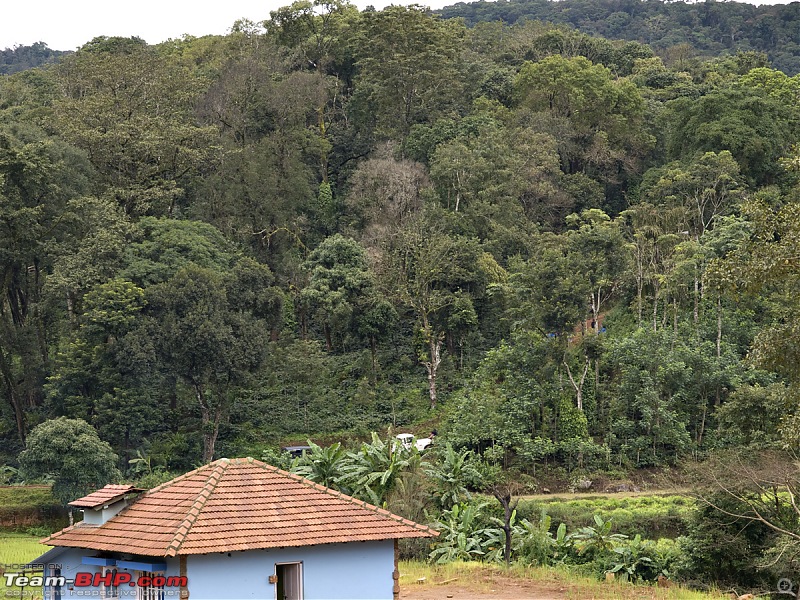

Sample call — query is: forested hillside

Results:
[439,0,800,75]
[0,43,69,75]
[1,3,799,485]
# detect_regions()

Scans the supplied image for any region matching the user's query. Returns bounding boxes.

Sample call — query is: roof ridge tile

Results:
[165,460,229,557]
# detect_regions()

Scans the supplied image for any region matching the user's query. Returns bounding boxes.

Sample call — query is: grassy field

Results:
[513,494,695,539]
[399,561,728,600]
[519,489,693,501]
[0,532,49,597]
[0,486,64,533]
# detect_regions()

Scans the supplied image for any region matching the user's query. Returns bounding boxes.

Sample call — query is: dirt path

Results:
[401,582,565,600]
[401,574,567,600]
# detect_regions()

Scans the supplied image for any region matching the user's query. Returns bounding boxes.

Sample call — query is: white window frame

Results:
[46,566,62,600]
[136,571,165,600]
[101,566,119,599]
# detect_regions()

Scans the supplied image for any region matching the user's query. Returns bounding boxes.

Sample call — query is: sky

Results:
[0,0,456,51]
[2,0,798,52]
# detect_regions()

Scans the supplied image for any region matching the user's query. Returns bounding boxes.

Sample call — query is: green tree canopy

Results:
[18,417,120,506]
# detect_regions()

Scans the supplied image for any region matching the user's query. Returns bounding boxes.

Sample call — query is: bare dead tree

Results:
[694,449,800,543]
[489,478,524,567]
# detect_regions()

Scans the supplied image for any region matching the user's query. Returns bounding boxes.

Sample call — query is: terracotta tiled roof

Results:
[45,457,437,557]
[69,484,144,509]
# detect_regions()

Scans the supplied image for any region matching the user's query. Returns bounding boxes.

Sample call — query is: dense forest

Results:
[1,0,799,472]
[440,0,800,75]
[0,42,69,75]
[3,0,800,587]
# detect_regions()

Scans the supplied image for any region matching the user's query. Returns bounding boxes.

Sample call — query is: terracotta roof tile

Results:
[45,458,437,557]
[69,484,144,508]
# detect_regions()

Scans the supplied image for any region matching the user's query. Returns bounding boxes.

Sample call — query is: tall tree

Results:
[147,265,271,463]
[355,6,465,138]
[52,39,215,215]
[384,213,489,408]
[0,129,93,444]
[19,417,120,507]
[514,55,652,188]
[301,234,376,352]
[666,87,797,187]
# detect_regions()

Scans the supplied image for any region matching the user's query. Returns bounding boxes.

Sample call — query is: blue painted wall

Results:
[34,547,181,598]
[34,540,395,599]
[187,540,396,600]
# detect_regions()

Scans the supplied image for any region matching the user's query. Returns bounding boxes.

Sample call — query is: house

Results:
[29,457,437,600]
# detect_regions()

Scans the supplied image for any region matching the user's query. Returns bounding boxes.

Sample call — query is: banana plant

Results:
[340,433,421,506]
[429,503,502,564]
[291,441,349,490]
[609,534,655,582]
[571,514,627,557]
[551,522,573,565]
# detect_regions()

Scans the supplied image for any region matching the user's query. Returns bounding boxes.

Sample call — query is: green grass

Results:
[0,486,64,533]
[399,560,727,600]
[0,532,49,597]
[514,494,694,539]
[0,487,56,508]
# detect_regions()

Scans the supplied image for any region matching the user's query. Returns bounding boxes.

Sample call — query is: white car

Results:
[396,433,432,452]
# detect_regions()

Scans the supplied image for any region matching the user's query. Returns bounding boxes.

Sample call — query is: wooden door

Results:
[276,562,302,600]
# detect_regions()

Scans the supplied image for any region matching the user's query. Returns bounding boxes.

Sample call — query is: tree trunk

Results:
[196,383,223,464]
[0,347,25,443]
[423,334,442,410]
[595,358,601,428]
[652,285,659,332]
[564,357,589,412]
[66,291,76,325]
[698,402,707,448]
[716,295,722,359]
[318,106,329,183]
[590,288,602,332]
[636,250,644,328]
[493,491,519,567]
[673,296,678,334]
[370,336,378,383]
[693,268,700,329]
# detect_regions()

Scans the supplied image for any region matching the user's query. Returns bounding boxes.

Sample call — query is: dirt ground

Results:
[401,576,567,600]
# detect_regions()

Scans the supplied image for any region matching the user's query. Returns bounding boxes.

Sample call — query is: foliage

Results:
[516,495,693,540]
[2,5,800,588]
[609,534,654,582]
[340,433,423,506]
[440,0,800,75]
[571,513,628,557]
[513,511,555,566]
[429,502,501,563]
[424,444,483,509]
[18,418,120,506]
[0,43,68,75]
[292,440,349,489]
